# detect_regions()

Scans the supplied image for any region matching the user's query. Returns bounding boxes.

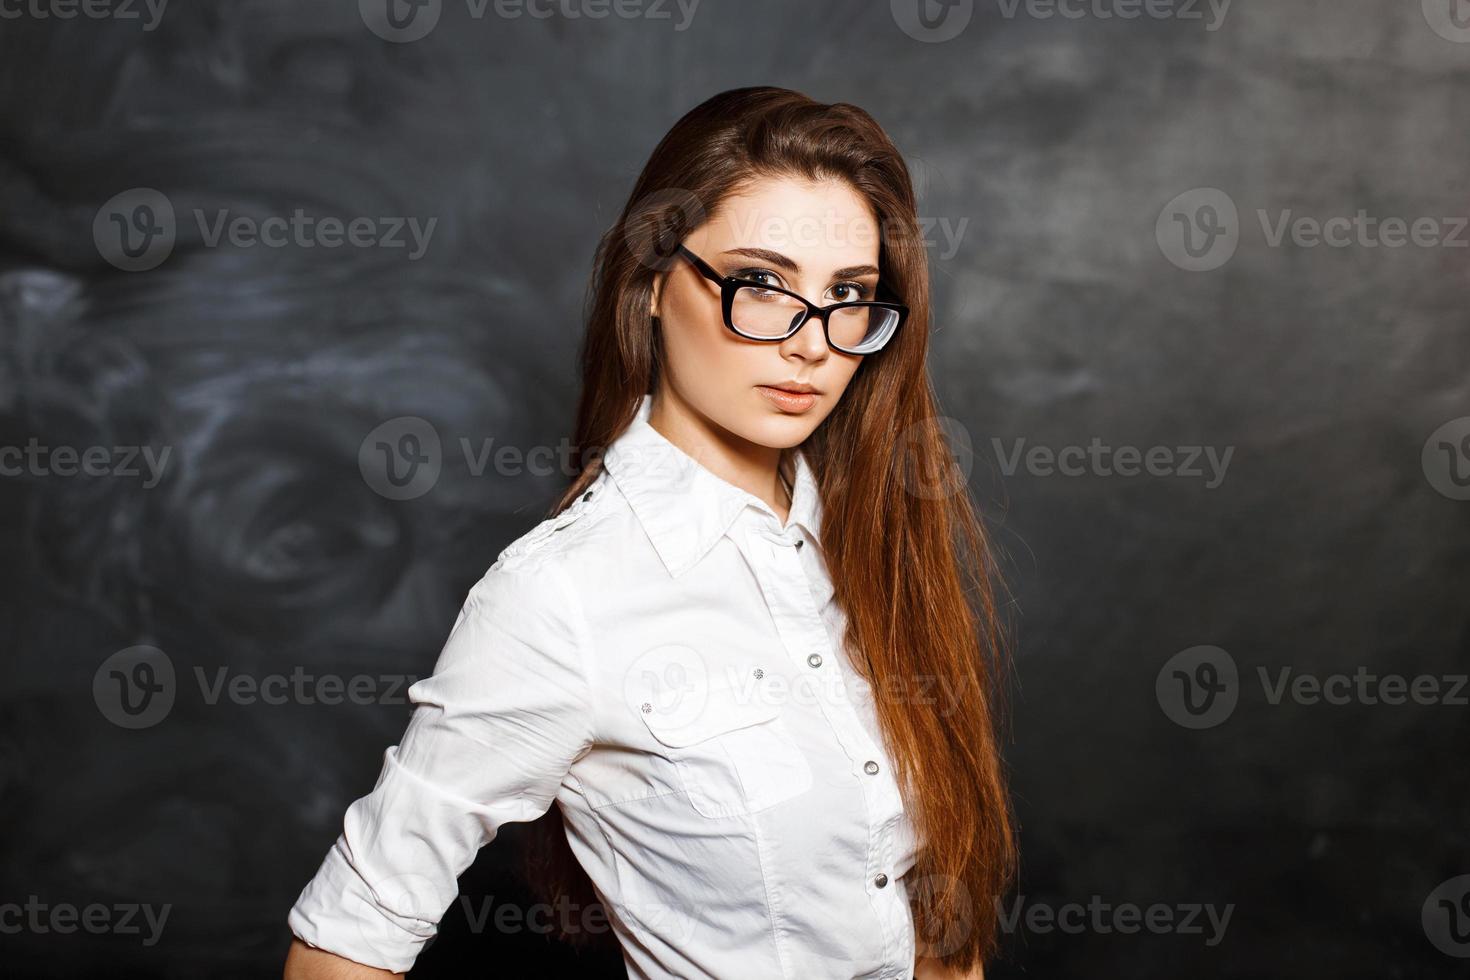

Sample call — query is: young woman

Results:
[284,86,1016,980]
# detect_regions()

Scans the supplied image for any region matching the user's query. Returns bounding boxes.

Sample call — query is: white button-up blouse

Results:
[288,392,920,978]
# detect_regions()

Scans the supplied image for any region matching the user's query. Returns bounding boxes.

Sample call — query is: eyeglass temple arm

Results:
[674,244,729,286]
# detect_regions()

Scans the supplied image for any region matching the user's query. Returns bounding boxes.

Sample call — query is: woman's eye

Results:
[831,282,871,302]
[731,267,779,287]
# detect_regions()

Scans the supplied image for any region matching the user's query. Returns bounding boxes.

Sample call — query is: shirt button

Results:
[807,653,823,668]
[874,873,889,888]
[794,539,804,549]
[864,760,880,775]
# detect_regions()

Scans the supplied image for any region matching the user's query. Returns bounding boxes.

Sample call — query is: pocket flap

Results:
[638,681,781,748]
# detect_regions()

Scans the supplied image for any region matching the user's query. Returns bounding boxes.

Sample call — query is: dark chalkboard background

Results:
[1,1,1466,977]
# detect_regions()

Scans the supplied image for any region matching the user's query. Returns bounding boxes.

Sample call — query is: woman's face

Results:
[649,175,881,450]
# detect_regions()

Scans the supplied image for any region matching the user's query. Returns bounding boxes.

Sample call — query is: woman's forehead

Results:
[697,177,882,266]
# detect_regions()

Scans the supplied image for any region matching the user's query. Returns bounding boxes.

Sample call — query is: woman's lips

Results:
[756,385,818,413]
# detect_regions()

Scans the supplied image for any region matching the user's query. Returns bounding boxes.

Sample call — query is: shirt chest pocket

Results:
[638,678,813,819]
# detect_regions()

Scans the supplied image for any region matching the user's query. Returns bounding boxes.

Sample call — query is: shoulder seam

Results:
[496,472,617,570]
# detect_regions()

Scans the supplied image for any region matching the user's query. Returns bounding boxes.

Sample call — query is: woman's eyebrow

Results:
[721,246,880,280]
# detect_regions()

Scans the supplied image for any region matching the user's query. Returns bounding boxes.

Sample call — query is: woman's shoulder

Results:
[456,470,635,635]
[486,468,628,581]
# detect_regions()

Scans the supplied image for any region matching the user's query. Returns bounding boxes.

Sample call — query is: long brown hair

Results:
[524,85,1017,972]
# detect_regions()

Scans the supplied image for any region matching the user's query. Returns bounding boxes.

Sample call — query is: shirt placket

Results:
[736,518,913,980]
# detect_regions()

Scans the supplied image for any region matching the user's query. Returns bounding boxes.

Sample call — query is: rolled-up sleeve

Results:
[287,556,594,973]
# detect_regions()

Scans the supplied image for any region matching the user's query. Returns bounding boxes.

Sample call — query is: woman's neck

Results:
[647,389,791,521]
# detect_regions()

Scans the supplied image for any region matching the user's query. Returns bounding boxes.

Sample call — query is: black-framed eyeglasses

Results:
[672,244,908,356]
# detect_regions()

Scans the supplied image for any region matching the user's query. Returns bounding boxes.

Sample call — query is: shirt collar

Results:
[601,393,822,578]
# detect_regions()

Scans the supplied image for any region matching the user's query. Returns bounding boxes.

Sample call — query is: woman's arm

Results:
[283,557,595,974]
[283,937,403,980]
